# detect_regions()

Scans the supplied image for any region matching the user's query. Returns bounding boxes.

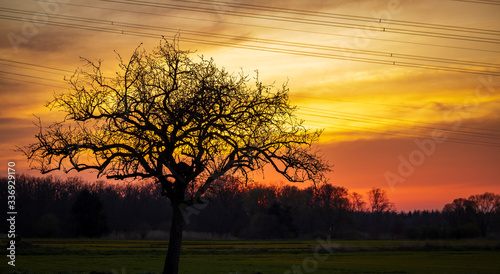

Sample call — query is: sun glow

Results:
[1,0,499,211]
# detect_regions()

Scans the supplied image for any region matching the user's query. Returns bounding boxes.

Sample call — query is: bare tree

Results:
[443,197,477,227]
[468,193,500,236]
[208,175,244,209]
[469,192,500,215]
[349,192,366,212]
[367,187,395,214]
[367,187,395,238]
[349,191,366,233]
[20,38,330,274]
[315,184,350,234]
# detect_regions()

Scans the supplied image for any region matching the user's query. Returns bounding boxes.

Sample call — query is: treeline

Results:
[1,174,499,240]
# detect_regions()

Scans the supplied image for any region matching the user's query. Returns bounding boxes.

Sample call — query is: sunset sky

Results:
[1,0,499,211]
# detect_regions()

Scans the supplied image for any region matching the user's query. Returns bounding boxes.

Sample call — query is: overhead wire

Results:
[302,116,500,148]
[3,55,496,119]
[0,75,67,89]
[183,0,500,36]
[2,2,499,147]
[101,0,500,44]
[0,58,74,73]
[0,63,69,77]
[291,95,500,117]
[55,2,500,54]
[298,107,500,137]
[297,109,500,147]
[450,0,500,5]
[9,1,499,74]
[1,8,499,76]
[0,70,63,82]
[1,56,499,147]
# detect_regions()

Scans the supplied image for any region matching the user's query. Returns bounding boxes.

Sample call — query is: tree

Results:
[468,193,499,237]
[71,189,108,237]
[242,184,277,215]
[469,192,500,215]
[349,191,366,232]
[444,193,500,237]
[367,187,395,237]
[443,197,477,227]
[20,38,330,274]
[367,187,395,214]
[349,192,366,212]
[208,175,244,210]
[315,184,350,235]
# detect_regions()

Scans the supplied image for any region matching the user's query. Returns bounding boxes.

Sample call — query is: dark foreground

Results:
[2,238,500,273]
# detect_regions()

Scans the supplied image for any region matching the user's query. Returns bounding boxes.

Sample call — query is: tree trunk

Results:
[163,202,184,274]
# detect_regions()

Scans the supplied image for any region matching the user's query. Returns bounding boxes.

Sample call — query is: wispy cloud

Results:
[0,0,499,210]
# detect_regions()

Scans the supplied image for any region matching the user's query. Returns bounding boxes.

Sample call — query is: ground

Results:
[1,238,500,273]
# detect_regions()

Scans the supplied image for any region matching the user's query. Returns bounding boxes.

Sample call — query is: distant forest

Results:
[1,174,499,240]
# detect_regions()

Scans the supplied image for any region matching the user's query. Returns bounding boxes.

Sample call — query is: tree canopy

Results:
[22,38,330,205]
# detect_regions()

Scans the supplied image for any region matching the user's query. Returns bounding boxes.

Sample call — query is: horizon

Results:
[10,170,498,213]
[1,0,499,213]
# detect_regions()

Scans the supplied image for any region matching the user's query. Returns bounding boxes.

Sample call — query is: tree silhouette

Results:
[368,187,395,214]
[468,192,500,236]
[71,189,108,237]
[20,38,330,274]
[443,197,477,227]
[315,184,350,235]
[443,193,500,237]
[349,192,366,212]
[367,187,395,238]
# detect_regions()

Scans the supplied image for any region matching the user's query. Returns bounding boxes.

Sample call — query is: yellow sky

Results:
[1,0,499,210]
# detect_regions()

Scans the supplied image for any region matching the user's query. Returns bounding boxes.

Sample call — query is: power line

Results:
[101,0,500,44]
[185,0,500,36]
[1,56,498,147]
[1,9,499,76]
[0,70,62,82]
[0,58,74,73]
[291,95,499,117]
[0,75,67,89]
[2,56,497,124]
[2,55,497,121]
[451,0,500,6]
[57,2,500,54]
[304,116,500,148]
[299,107,500,137]
[1,2,497,149]
[297,109,500,147]
[175,37,500,76]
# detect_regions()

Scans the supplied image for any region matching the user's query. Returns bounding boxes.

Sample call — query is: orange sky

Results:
[1,0,499,211]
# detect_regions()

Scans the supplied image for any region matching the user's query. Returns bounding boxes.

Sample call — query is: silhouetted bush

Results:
[452,224,482,239]
[33,213,61,238]
[72,189,108,237]
[404,225,447,240]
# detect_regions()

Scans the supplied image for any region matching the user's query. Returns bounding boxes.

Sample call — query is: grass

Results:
[1,238,500,273]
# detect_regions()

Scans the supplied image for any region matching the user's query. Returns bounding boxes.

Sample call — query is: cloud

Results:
[0,0,498,212]
[0,116,38,142]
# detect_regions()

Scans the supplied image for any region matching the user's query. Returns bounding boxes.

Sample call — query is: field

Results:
[2,238,500,273]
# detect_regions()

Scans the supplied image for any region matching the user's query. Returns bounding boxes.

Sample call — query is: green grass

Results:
[1,238,500,273]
